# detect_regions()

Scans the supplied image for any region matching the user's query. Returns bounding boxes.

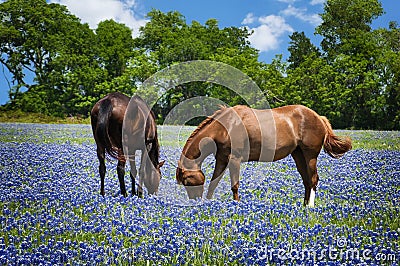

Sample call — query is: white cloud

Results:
[310,0,326,5]
[247,15,293,52]
[281,5,322,26]
[241,13,255,25]
[278,0,297,3]
[50,0,146,36]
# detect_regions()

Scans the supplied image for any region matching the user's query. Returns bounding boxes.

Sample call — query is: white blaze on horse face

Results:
[308,188,316,207]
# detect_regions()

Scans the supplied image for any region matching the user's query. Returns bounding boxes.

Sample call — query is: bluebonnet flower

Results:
[0,124,399,264]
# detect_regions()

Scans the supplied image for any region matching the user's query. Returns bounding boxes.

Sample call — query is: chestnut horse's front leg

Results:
[206,153,229,199]
[228,156,241,201]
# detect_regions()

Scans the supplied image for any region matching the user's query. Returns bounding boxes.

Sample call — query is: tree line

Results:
[0,0,399,129]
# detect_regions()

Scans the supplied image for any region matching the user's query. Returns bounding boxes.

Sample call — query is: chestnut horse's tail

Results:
[320,116,352,159]
[97,99,118,159]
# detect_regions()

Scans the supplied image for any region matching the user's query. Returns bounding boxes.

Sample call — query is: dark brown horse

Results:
[176,105,352,206]
[91,92,163,197]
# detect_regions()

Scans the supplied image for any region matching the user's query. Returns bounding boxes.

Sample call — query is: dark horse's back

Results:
[91,92,162,196]
[90,92,130,159]
[90,92,159,163]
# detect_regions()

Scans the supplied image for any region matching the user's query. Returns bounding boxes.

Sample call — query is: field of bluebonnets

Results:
[0,123,399,265]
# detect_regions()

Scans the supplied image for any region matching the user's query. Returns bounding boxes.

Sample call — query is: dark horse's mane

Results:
[130,95,160,167]
[186,105,228,144]
[148,111,160,167]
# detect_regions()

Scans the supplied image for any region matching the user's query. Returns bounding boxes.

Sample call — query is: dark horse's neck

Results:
[147,132,160,167]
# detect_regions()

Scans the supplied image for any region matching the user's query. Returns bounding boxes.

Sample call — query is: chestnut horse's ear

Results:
[158,160,165,168]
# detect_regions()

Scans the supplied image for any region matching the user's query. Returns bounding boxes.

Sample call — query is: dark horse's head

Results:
[142,157,164,195]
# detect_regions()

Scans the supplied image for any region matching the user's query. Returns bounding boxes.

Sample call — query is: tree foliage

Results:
[283,0,398,129]
[0,0,398,129]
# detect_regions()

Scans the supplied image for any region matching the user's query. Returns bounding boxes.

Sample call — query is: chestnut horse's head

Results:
[176,167,205,199]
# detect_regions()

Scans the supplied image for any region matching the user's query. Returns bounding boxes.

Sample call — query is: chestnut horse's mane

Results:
[186,105,228,144]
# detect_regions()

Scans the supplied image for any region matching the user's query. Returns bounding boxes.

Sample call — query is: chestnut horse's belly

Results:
[246,111,299,162]
[272,118,299,161]
[246,138,296,162]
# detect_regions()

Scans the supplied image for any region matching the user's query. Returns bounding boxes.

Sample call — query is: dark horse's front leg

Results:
[129,158,137,196]
[136,151,147,198]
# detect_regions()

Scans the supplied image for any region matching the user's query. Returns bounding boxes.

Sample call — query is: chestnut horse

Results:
[91,92,163,197]
[176,105,352,206]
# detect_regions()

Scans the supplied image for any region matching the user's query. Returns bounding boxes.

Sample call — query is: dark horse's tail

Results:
[320,116,352,159]
[97,99,118,159]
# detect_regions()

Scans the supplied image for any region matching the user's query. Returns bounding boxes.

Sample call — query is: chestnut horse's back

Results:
[273,105,352,158]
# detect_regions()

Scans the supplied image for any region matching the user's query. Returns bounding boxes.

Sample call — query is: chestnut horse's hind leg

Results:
[97,146,106,196]
[117,154,128,197]
[291,147,319,207]
[304,151,319,207]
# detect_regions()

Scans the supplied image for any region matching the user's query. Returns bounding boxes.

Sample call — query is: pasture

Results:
[0,123,399,265]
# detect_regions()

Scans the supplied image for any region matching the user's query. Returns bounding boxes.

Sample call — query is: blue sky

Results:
[0,0,399,105]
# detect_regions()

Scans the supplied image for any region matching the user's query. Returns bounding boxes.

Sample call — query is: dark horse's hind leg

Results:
[291,147,319,207]
[97,147,106,196]
[117,154,128,197]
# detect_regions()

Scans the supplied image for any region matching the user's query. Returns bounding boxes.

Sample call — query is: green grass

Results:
[1,122,398,150]
[333,130,400,150]
[0,110,90,124]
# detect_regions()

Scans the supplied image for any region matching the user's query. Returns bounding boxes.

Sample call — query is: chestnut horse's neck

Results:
[180,111,224,170]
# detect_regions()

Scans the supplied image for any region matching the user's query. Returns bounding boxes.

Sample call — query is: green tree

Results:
[372,22,400,129]
[0,0,102,115]
[287,32,320,70]
[96,20,134,79]
[134,9,262,120]
[314,0,387,128]
[316,0,384,58]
